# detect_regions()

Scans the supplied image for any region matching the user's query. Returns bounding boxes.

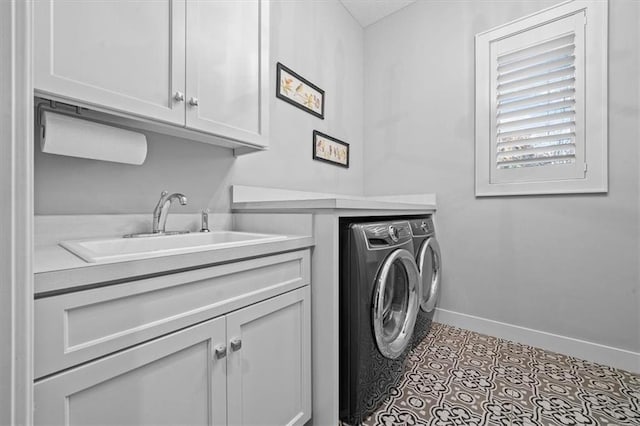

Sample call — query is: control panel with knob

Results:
[388,225,400,242]
[410,217,434,236]
[363,221,412,248]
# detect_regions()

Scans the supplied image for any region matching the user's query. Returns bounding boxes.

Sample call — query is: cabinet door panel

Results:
[186,0,269,147]
[226,287,311,426]
[35,316,226,426]
[34,0,185,124]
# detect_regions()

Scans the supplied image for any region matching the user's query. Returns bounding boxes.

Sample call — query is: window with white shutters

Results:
[475,0,607,196]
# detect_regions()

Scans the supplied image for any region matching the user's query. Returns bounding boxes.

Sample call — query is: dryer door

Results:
[372,248,419,359]
[417,237,441,313]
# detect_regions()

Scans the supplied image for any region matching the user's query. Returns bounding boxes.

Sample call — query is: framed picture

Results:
[276,62,325,119]
[313,130,349,168]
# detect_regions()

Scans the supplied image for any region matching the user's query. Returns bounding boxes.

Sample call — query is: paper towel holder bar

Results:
[37,97,148,165]
[36,98,91,139]
[34,96,262,156]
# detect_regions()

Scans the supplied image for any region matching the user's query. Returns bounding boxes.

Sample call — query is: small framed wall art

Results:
[313,130,349,168]
[276,62,325,119]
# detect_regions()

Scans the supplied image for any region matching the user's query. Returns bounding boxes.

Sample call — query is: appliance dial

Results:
[388,225,400,242]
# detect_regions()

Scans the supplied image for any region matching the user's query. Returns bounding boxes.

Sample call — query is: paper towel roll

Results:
[41,111,147,165]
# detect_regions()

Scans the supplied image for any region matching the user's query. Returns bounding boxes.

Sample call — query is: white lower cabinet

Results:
[35,316,228,426]
[34,251,311,426]
[227,286,311,426]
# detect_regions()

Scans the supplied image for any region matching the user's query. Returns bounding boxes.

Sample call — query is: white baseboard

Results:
[433,308,640,374]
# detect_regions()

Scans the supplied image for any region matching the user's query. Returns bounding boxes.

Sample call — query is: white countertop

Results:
[231,185,437,212]
[34,214,313,296]
[35,235,313,296]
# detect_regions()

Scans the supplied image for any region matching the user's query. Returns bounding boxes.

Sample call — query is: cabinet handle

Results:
[189,97,199,107]
[174,91,185,102]
[214,344,227,359]
[230,338,242,352]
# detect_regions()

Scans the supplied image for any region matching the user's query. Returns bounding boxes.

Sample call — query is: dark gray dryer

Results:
[409,216,442,348]
[339,219,420,425]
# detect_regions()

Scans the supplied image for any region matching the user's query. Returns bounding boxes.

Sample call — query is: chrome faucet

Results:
[152,190,188,234]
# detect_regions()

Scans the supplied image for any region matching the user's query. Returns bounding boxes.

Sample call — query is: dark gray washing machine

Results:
[339,219,420,425]
[409,216,442,348]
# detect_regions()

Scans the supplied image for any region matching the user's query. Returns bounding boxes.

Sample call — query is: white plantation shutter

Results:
[475,0,607,196]
[496,34,577,169]
[490,13,585,184]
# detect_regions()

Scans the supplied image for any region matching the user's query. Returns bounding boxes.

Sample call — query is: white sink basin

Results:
[60,231,288,263]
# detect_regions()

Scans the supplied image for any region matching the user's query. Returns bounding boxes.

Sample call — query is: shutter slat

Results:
[497,121,575,142]
[497,134,575,152]
[498,33,575,64]
[497,111,574,133]
[497,78,575,103]
[498,99,575,121]
[497,145,576,163]
[497,157,575,169]
[498,55,575,84]
[497,89,575,112]
[498,44,575,74]
[497,66,575,94]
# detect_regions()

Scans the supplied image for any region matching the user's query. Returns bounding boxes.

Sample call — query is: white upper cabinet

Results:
[186,0,269,146]
[34,0,186,125]
[34,0,269,149]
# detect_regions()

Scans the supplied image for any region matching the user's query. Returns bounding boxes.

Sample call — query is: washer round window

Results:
[373,249,419,359]
[418,237,441,313]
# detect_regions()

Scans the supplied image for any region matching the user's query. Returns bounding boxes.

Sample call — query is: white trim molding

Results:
[0,1,34,424]
[433,308,640,374]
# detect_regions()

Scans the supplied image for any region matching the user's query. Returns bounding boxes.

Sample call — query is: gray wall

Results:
[34,131,235,214]
[363,0,640,352]
[231,0,363,195]
[35,0,363,214]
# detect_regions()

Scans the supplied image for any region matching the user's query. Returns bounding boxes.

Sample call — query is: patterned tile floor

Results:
[362,322,640,426]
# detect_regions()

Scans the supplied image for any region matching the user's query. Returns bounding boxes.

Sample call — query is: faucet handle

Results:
[200,208,210,233]
[154,190,169,207]
[153,190,169,213]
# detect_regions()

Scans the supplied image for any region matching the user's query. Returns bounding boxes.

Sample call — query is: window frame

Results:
[475,0,608,197]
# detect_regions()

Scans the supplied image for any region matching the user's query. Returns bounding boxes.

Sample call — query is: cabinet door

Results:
[186,0,270,147]
[226,286,311,426]
[34,316,227,426]
[34,0,186,124]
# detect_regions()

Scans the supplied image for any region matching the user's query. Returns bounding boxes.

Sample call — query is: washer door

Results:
[417,237,441,313]
[372,249,419,359]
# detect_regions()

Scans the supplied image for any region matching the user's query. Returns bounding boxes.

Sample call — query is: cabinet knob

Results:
[189,97,199,107]
[230,338,242,352]
[214,344,227,359]
[174,91,185,102]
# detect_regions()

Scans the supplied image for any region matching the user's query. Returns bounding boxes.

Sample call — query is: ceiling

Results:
[339,0,417,28]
